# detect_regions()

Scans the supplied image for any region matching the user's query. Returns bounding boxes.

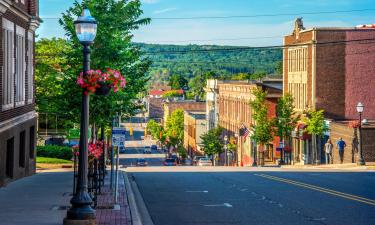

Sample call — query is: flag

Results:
[240,124,250,139]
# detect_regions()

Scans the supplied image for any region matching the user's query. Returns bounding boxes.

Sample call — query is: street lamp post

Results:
[224,135,228,166]
[64,8,97,224]
[356,102,365,166]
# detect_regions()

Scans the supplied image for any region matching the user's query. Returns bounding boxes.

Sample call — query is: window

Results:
[29,126,35,159]
[27,31,34,103]
[6,137,14,178]
[19,131,26,168]
[2,18,14,111]
[15,25,26,107]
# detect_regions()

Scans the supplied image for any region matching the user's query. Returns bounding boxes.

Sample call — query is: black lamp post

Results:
[64,8,97,224]
[224,135,228,166]
[356,102,365,166]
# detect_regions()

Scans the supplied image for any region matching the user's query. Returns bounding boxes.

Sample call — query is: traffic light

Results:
[159,131,163,139]
[144,128,147,136]
[130,127,133,136]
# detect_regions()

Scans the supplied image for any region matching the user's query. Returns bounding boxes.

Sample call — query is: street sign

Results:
[112,127,126,147]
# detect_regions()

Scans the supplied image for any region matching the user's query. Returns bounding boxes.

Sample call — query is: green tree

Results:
[249,87,274,165]
[200,127,224,158]
[188,71,219,100]
[274,93,300,163]
[50,0,151,130]
[168,74,188,89]
[165,109,184,146]
[304,109,327,164]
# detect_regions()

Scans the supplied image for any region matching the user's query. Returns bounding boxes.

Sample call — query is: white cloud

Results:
[153,7,177,14]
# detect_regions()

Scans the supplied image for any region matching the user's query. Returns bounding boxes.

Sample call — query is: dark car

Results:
[136,158,148,167]
[119,146,126,153]
[163,158,177,166]
[150,145,158,151]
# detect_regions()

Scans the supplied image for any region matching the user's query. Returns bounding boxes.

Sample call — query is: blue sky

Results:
[38,0,375,46]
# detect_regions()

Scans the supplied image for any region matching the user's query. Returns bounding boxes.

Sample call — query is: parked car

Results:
[197,158,212,166]
[163,158,177,166]
[150,145,158,151]
[119,146,126,153]
[193,156,206,165]
[182,158,192,166]
[136,158,148,167]
[143,146,151,154]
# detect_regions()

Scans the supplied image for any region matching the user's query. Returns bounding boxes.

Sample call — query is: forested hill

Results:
[135,43,282,84]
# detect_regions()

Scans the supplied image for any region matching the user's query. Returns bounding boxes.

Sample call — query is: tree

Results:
[275,61,283,75]
[304,109,327,164]
[200,127,224,158]
[274,93,300,163]
[188,71,219,100]
[249,87,274,165]
[168,74,188,90]
[165,109,184,146]
[44,0,151,130]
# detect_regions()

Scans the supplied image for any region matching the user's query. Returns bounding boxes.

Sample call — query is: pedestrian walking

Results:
[324,139,333,164]
[336,137,346,164]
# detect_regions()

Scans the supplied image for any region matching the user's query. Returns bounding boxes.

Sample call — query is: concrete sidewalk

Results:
[281,162,375,171]
[0,171,73,225]
[0,169,132,225]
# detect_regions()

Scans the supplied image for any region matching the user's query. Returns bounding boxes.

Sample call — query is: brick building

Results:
[217,79,282,166]
[162,99,205,127]
[283,18,375,164]
[0,0,40,186]
[183,111,206,157]
[146,87,183,119]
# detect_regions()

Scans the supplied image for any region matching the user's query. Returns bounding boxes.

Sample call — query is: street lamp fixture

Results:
[64,7,97,224]
[356,102,365,166]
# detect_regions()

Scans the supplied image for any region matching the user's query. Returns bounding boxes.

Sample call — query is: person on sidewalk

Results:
[336,137,346,164]
[324,139,333,164]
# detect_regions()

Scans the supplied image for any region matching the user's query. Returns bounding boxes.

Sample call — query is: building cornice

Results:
[0,111,36,133]
[0,0,11,14]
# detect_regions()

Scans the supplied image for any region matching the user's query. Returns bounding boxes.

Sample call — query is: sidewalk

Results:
[0,169,132,225]
[281,162,375,171]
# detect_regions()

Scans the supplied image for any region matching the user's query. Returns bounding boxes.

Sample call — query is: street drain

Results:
[51,205,70,211]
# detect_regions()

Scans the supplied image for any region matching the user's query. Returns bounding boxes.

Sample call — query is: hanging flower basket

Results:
[95,81,111,96]
[76,69,126,96]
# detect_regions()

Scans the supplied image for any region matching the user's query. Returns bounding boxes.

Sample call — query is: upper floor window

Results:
[2,18,15,111]
[15,25,26,107]
[27,31,34,103]
[288,47,308,73]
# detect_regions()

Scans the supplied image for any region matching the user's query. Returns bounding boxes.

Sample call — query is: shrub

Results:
[37,145,73,160]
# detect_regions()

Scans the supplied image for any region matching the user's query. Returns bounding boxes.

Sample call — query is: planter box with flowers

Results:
[72,141,105,162]
[76,69,126,96]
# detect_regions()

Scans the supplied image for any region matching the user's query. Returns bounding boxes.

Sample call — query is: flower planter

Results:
[95,81,111,96]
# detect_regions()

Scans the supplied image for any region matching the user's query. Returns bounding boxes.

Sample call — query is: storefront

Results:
[291,123,312,165]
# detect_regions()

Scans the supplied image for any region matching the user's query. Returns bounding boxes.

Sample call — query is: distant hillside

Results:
[135,43,282,84]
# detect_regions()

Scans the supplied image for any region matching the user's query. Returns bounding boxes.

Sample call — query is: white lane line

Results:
[186,190,208,193]
[204,203,233,208]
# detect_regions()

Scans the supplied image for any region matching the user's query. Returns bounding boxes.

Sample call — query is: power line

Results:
[40,8,375,20]
[148,36,282,44]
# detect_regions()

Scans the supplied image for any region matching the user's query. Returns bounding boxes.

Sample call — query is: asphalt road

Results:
[129,171,375,225]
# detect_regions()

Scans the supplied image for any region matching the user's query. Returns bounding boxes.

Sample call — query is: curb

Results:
[123,171,154,225]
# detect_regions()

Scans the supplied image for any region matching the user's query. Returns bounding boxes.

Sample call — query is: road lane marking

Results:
[255,174,375,206]
[204,203,233,207]
[186,190,209,193]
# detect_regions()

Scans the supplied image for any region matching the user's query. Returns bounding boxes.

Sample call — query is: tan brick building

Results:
[283,18,375,164]
[217,79,282,166]
[163,100,205,127]
[183,111,206,157]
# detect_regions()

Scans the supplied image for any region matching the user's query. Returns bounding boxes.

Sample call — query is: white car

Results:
[197,158,212,166]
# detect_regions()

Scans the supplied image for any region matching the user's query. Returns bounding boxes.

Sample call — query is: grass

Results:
[36,157,72,164]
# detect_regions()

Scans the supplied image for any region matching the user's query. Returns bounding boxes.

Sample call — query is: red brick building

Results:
[283,18,375,164]
[217,79,282,166]
[0,0,40,186]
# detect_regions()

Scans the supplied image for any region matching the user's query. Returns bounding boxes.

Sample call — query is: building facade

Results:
[0,0,40,186]
[217,79,282,166]
[163,100,205,127]
[183,111,206,157]
[283,18,375,164]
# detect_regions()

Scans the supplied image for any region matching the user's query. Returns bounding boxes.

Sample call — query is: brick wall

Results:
[344,30,375,120]
[148,98,164,119]
[362,127,375,162]
[315,30,347,119]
